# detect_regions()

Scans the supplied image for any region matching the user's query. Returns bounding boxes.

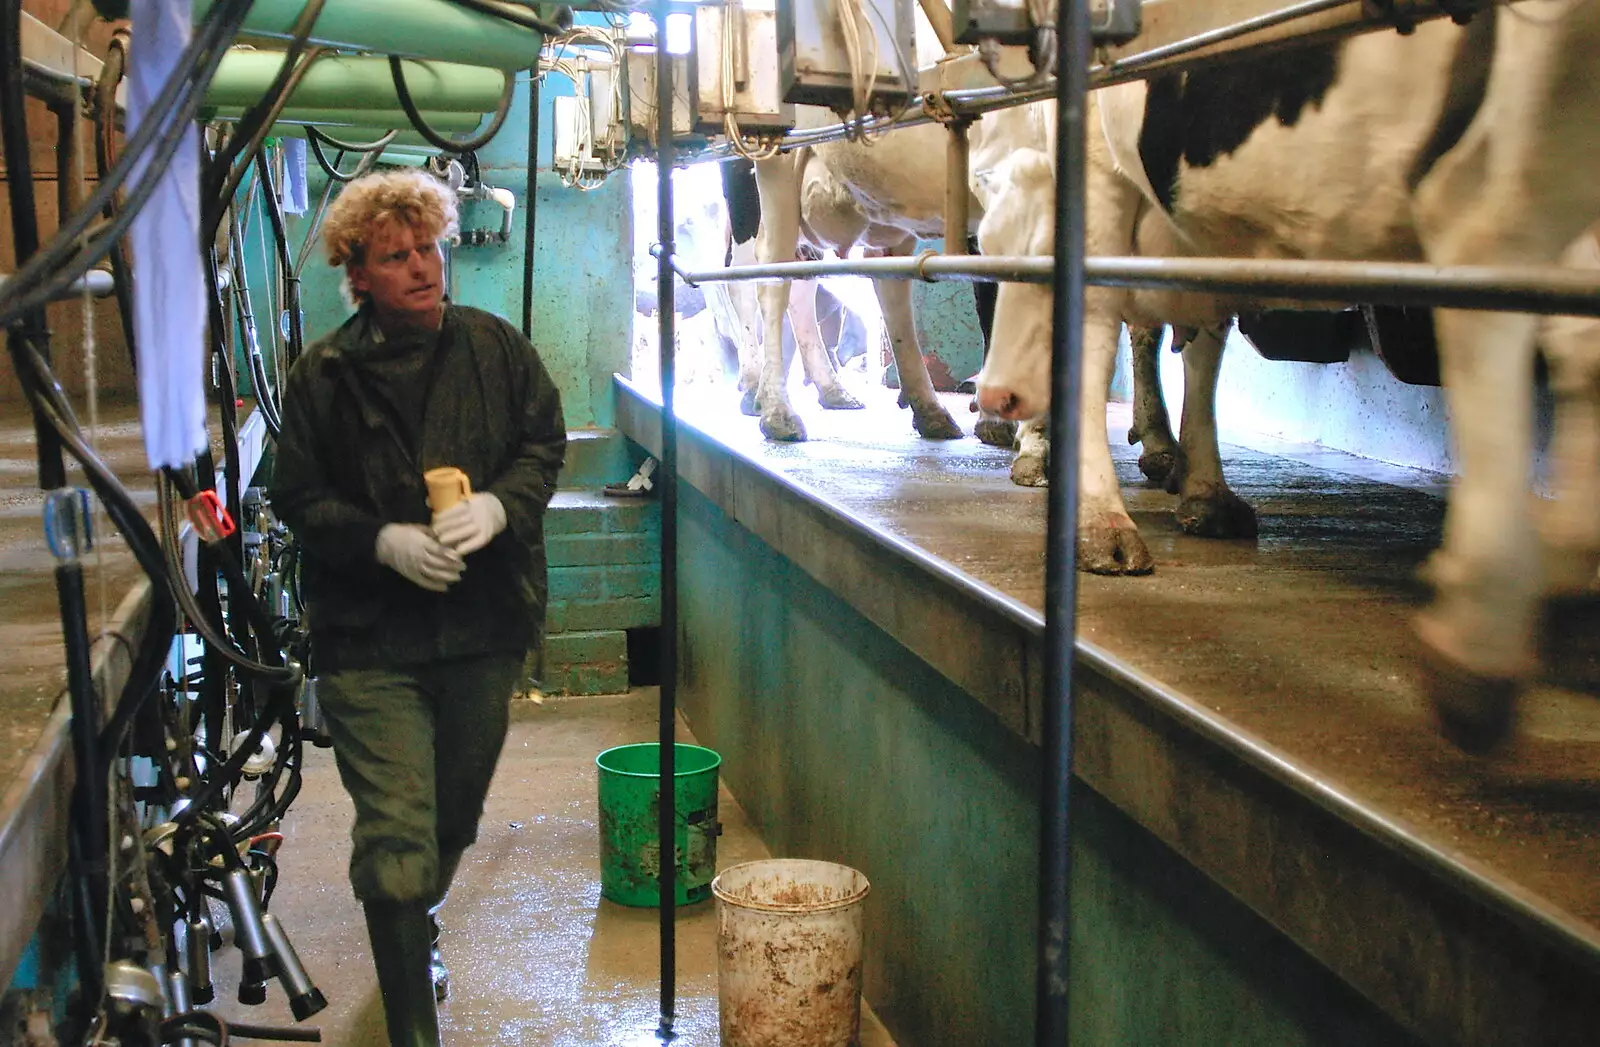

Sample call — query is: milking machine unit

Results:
[2,0,344,1040]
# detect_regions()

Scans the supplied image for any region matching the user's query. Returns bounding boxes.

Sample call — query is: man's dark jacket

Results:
[270,304,567,672]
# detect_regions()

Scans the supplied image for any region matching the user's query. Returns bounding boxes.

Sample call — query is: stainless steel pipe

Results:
[677,253,1600,318]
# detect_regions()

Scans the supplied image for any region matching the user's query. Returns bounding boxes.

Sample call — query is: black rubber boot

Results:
[426,850,463,1004]
[363,901,442,1047]
[427,909,448,1003]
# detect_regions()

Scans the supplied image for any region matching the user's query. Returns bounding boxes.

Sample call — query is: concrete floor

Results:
[212,689,898,1047]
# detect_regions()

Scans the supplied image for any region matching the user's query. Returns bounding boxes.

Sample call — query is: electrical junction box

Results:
[694,4,795,135]
[776,0,918,113]
[953,0,1142,46]
[585,55,627,161]
[553,96,609,177]
[626,47,701,146]
[550,52,627,176]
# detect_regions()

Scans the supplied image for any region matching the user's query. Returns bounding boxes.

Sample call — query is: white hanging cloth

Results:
[128,0,208,471]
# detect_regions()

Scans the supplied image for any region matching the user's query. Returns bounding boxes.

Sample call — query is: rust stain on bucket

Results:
[713,859,871,1047]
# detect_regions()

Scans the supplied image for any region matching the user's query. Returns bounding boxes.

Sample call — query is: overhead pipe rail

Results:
[680,0,1510,162]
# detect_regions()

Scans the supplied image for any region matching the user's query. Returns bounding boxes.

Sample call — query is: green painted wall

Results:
[909,238,987,392]
[675,479,1423,1047]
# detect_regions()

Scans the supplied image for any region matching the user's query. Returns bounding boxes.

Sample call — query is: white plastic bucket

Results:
[713,858,872,1047]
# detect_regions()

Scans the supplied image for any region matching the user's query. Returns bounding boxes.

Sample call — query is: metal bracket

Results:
[954,0,1142,46]
[42,488,93,563]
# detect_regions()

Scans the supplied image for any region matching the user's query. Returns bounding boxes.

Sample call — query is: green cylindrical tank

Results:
[205,53,509,111]
[195,0,545,69]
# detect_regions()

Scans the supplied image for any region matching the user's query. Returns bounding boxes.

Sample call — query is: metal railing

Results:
[670,252,1600,317]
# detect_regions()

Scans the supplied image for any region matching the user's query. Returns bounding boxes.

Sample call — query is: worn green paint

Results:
[675,481,1423,1047]
[908,238,987,392]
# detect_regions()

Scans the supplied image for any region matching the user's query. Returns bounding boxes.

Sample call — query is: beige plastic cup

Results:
[424,467,472,513]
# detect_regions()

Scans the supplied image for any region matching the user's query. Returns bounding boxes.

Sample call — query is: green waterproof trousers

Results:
[319,652,523,904]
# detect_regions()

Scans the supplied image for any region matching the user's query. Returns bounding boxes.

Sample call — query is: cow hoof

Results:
[1011,452,1048,488]
[739,387,760,417]
[1078,524,1156,576]
[975,418,1018,449]
[817,385,866,410]
[760,407,808,442]
[1138,449,1183,488]
[1417,641,1519,755]
[1176,489,1259,539]
[913,403,964,440]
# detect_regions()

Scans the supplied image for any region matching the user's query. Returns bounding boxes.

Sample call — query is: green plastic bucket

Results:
[596,743,722,907]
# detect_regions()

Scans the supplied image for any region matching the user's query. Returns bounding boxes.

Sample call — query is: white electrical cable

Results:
[722,0,781,160]
[542,29,630,187]
[835,0,881,129]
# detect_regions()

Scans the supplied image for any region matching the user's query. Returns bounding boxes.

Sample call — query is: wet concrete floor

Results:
[211,690,898,1047]
[665,382,1600,938]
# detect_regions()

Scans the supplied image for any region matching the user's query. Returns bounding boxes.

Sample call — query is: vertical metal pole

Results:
[945,120,971,256]
[1037,0,1090,1041]
[521,71,541,340]
[654,4,680,1038]
[1,2,65,491]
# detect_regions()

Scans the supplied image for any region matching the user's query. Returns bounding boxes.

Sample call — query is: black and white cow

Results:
[972,8,1600,750]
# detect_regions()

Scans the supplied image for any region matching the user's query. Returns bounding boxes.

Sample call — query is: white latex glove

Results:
[375,523,465,592]
[431,492,507,555]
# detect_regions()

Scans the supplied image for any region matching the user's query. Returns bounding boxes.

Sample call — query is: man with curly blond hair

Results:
[270,169,565,1046]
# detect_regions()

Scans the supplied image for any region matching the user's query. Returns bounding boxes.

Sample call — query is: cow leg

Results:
[1076,289,1155,574]
[752,156,808,441]
[875,240,963,439]
[1410,5,1600,751]
[1125,324,1184,487]
[1538,254,1600,593]
[970,278,1017,447]
[789,278,864,409]
[1174,326,1257,539]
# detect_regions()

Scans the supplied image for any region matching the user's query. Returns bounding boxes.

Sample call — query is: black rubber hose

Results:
[389,56,515,153]
[58,562,108,1000]
[202,0,328,213]
[6,340,180,780]
[306,125,400,153]
[0,0,249,327]
[445,0,568,35]
[93,31,139,377]
[253,151,307,380]
[228,201,285,437]
[203,252,248,592]
[305,128,396,182]
[205,45,329,243]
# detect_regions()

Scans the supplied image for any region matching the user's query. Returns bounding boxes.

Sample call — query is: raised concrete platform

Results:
[616,373,1600,1046]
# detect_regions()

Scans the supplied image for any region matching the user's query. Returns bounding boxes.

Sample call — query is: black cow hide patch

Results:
[1138,43,1343,212]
